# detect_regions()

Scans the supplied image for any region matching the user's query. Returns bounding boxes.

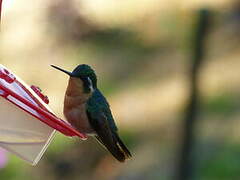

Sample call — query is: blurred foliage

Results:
[0,156,28,180]
[196,143,240,180]
[84,29,160,56]
[203,92,240,116]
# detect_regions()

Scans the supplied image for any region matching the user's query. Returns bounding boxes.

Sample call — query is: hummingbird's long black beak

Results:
[51,65,72,76]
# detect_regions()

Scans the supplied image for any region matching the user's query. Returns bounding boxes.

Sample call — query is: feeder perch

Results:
[0,64,87,165]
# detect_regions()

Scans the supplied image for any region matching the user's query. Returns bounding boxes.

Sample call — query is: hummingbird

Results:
[51,64,132,162]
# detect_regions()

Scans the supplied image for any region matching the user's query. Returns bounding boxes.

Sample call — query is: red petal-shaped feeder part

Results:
[0,65,87,140]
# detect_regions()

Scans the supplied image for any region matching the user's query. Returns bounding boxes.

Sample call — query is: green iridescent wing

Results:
[86,89,131,162]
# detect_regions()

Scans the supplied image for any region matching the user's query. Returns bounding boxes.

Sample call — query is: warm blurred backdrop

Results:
[1,0,240,179]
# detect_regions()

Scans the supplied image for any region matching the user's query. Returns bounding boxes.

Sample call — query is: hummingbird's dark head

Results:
[72,64,97,90]
[51,64,97,93]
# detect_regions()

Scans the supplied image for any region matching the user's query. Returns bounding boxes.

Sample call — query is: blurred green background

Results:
[1,0,240,179]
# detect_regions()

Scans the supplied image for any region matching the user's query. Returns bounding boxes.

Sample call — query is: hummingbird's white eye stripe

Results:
[87,77,94,93]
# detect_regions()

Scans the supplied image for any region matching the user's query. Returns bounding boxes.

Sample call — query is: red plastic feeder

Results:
[0,64,87,165]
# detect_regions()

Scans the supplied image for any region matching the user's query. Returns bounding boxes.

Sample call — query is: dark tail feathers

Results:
[114,134,132,160]
[95,133,132,162]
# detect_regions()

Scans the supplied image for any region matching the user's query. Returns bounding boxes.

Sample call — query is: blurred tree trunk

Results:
[176,9,211,180]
